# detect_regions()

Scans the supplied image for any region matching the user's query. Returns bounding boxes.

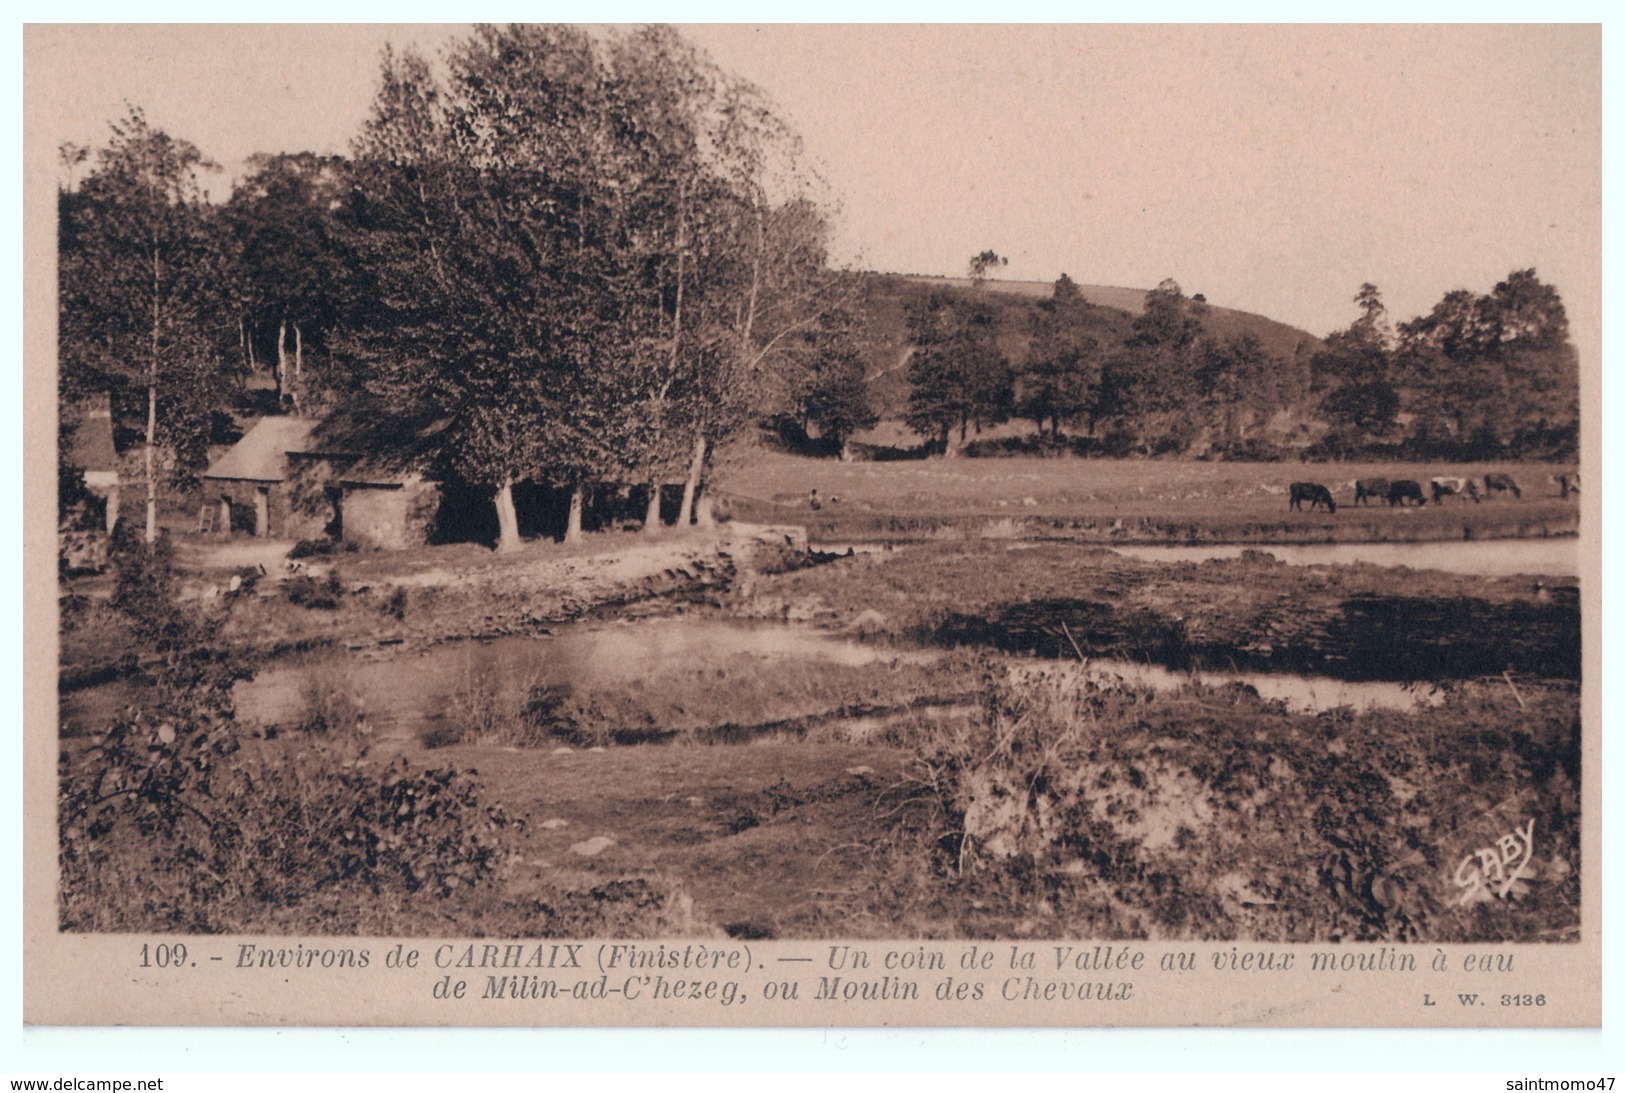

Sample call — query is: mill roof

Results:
[68,392,118,472]
[202,416,319,483]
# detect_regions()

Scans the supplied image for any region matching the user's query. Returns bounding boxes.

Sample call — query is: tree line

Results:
[901,271,1311,459]
[897,267,1576,463]
[58,24,870,550]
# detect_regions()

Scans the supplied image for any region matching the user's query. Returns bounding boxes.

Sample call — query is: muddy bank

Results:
[934,591,1578,682]
[740,542,1580,684]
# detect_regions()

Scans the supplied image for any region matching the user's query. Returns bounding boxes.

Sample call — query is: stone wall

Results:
[341,479,440,550]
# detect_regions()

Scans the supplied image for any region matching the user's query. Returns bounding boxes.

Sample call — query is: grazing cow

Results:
[1483,473,1522,499]
[1554,472,1580,499]
[1387,480,1427,507]
[1430,476,1480,504]
[1289,481,1337,513]
[1354,478,1390,506]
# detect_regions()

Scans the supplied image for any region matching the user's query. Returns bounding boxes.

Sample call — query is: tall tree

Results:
[341,33,616,551]
[1097,278,1202,444]
[968,249,1008,286]
[226,152,353,414]
[785,305,877,456]
[1195,333,1286,446]
[1392,270,1576,449]
[58,107,230,543]
[339,26,837,547]
[904,289,1013,455]
[1018,273,1100,436]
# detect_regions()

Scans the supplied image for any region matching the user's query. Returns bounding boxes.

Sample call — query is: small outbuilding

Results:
[67,392,122,533]
[201,406,450,548]
[200,417,321,538]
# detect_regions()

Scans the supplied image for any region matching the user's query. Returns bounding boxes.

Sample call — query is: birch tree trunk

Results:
[677,433,705,527]
[291,323,304,416]
[643,480,662,535]
[276,317,288,405]
[494,479,521,553]
[564,486,584,544]
[144,380,158,544]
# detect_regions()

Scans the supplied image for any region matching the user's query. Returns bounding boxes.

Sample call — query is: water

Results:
[61,613,1429,740]
[229,619,927,735]
[810,536,1579,576]
[235,619,1432,735]
[1026,658,1437,713]
[1106,538,1577,577]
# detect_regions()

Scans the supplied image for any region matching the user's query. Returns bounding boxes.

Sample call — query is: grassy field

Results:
[714,452,1580,544]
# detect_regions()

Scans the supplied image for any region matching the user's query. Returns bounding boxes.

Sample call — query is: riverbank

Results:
[734,540,1579,683]
[59,523,808,691]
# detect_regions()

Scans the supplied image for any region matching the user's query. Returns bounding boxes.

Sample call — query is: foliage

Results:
[295,660,364,736]
[783,305,878,450]
[60,716,519,931]
[910,666,1578,941]
[283,571,344,610]
[62,551,519,931]
[1319,379,1401,435]
[903,290,1013,452]
[447,655,545,748]
[224,152,355,412]
[334,25,839,546]
[1314,271,1581,459]
[58,108,234,500]
[1016,274,1101,436]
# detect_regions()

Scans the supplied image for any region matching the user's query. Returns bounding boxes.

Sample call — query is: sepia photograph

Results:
[24,22,1600,1029]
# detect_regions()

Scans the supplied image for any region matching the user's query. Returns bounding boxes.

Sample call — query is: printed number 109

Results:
[139,942,189,968]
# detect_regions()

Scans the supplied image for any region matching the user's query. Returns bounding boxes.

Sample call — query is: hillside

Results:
[895,273,1323,364]
[844,271,1324,423]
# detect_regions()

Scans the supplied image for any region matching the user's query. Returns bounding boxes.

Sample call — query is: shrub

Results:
[295,661,364,736]
[440,655,546,748]
[910,665,1579,942]
[60,712,519,932]
[288,538,337,560]
[284,571,344,610]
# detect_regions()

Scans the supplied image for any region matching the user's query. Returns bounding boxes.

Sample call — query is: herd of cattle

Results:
[1287,472,1579,514]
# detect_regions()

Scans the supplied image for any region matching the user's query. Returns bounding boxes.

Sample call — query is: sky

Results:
[24,22,1601,360]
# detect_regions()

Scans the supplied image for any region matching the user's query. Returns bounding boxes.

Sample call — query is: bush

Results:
[60,712,519,932]
[284,571,344,610]
[62,528,523,934]
[1212,437,1285,462]
[288,538,337,560]
[295,661,364,736]
[911,665,1578,942]
[435,655,548,748]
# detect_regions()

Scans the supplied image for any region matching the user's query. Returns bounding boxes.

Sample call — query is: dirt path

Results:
[451,738,913,939]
